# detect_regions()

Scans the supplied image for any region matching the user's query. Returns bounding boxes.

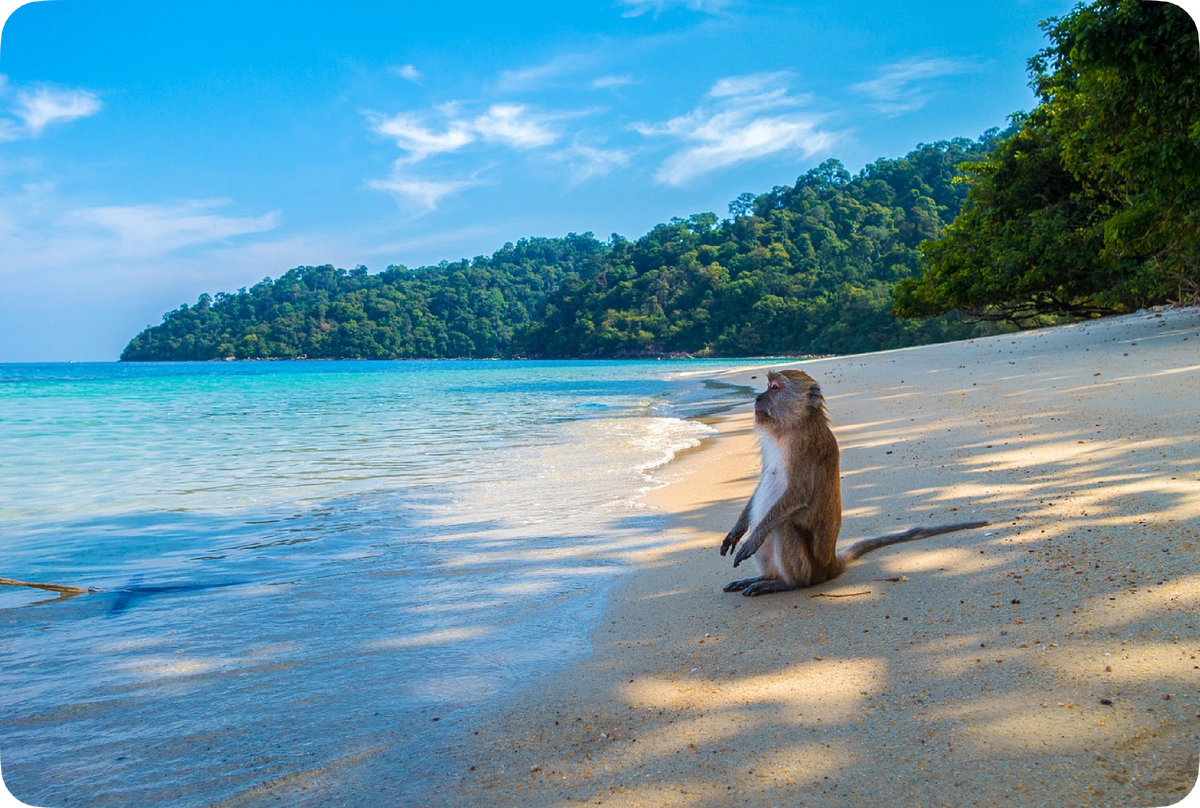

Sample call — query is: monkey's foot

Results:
[740,579,798,597]
[723,576,764,593]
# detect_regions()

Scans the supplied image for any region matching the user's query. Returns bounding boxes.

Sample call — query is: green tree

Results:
[1033,0,1200,296]
[896,0,1200,324]
[894,113,1145,324]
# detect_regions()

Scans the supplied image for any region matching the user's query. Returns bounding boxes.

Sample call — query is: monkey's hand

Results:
[732,529,767,567]
[721,506,751,557]
[719,530,741,557]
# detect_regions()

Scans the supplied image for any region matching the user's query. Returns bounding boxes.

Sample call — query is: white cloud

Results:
[473,104,559,148]
[0,185,297,359]
[619,0,728,18]
[655,116,833,186]
[592,74,636,90]
[63,200,281,257]
[0,76,102,139]
[708,71,791,99]
[370,103,560,164]
[366,173,484,214]
[372,112,476,163]
[852,57,977,114]
[492,50,646,93]
[635,72,836,186]
[496,53,594,91]
[15,86,102,134]
[550,142,632,183]
[391,64,421,82]
[367,103,564,212]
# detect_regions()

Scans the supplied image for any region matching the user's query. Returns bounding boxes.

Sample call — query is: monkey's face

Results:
[754,370,822,432]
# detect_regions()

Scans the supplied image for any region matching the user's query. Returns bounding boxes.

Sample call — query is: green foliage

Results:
[124,138,1004,361]
[897,0,1200,323]
[894,113,1149,324]
[1035,0,1200,295]
[523,140,1001,357]
[120,235,607,360]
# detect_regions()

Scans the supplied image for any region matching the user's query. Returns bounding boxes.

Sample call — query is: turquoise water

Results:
[0,360,759,806]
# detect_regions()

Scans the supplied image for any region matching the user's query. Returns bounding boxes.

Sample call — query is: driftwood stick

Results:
[0,576,96,595]
[811,590,872,599]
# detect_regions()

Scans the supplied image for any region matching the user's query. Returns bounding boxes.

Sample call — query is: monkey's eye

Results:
[768,380,782,392]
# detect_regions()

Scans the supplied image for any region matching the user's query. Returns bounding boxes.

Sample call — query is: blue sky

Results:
[1,0,1185,361]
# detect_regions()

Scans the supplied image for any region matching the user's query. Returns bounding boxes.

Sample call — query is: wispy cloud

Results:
[365,174,485,214]
[618,0,729,18]
[0,76,102,140]
[473,104,559,148]
[707,72,791,99]
[550,142,632,183]
[0,190,285,303]
[370,103,561,163]
[496,52,596,92]
[852,57,978,114]
[63,200,281,257]
[635,72,835,186]
[366,103,565,212]
[592,74,636,90]
[372,112,476,163]
[390,64,421,82]
[17,87,102,133]
[0,186,330,360]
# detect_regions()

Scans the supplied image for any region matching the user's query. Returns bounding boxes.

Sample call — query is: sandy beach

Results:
[237,307,1199,807]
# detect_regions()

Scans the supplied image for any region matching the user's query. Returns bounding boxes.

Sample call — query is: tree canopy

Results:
[522,137,1004,357]
[894,0,1200,324]
[121,235,607,360]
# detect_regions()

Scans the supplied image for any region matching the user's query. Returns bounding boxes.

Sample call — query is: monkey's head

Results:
[754,370,825,434]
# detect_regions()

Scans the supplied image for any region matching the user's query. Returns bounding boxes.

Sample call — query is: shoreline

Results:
[238,307,1199,806]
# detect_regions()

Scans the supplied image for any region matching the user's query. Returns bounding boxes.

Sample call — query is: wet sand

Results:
[233,307,1200,807]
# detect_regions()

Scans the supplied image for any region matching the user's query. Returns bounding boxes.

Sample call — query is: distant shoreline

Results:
[114,351,829,363]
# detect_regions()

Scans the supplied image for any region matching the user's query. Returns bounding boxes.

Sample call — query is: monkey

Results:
[719,369,987,596]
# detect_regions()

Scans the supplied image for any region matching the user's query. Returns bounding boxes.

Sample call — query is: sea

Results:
[0,359,769,806]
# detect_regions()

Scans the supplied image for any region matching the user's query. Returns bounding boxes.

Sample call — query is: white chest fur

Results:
[749,428,789,524]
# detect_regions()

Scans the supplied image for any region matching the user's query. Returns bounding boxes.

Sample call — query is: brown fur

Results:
[720,370,986,597]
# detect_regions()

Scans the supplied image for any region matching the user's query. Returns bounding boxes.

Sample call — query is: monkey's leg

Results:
[723,576,765,593]
[740,578,798,597]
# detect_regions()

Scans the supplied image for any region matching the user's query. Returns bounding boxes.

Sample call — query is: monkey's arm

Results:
[719,502,753,556]
[732,495,809,567]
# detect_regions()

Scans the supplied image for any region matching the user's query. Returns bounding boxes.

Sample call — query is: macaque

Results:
[720,370,986,596]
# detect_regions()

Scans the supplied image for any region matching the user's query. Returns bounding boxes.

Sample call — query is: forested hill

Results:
[121,134,1005,362]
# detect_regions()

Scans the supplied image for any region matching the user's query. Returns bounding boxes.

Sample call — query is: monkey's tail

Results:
[0,576,99,595]
[837,520,989,564]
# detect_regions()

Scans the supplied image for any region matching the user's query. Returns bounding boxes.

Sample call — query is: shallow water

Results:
[0,360,762,806]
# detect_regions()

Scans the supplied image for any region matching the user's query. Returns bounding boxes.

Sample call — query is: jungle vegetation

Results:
[893,0,1199,325]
